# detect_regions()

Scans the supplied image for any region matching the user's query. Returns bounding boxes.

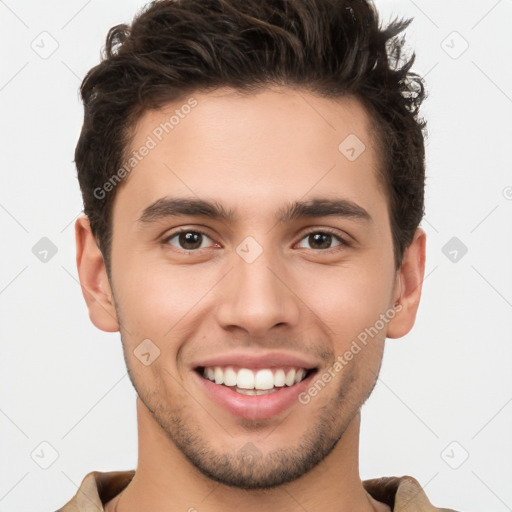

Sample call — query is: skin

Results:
[76,86,426,512]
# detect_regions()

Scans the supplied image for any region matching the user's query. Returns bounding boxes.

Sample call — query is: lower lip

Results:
[194,370,316,420]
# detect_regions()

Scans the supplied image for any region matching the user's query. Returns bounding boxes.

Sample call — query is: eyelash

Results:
[161,228,350,253]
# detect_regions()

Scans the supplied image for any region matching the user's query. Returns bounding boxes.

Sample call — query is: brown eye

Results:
[165,230,213,250]
[309,233,332,250]
[297,231,345,250]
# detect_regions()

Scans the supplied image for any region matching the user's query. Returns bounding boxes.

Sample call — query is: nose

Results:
[214,243,301,339]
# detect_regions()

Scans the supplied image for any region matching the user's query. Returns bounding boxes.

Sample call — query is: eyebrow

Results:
[277,198,372,223]
[138,197,372,224]
[138,197,235,223]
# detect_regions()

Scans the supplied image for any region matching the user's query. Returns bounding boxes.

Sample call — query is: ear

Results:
[386,228,426,339]
[75,215,120,332]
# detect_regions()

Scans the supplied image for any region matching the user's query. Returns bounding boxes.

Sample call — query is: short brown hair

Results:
[75,0,426,273]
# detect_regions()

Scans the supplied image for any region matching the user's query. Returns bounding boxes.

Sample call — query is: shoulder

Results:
[55,469,135,511]
[363,475,461,512]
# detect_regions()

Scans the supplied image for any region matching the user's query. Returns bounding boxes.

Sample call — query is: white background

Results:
[1,1,511,510]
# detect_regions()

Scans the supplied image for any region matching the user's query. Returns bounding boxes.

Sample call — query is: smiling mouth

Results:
[196,366,318,395]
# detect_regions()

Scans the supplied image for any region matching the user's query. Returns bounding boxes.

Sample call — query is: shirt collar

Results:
[58,470,449,512]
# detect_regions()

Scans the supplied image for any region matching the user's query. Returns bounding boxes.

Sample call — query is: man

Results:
[58,0,458,510]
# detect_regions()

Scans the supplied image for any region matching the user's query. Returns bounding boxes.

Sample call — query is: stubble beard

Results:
[127,356,380,490]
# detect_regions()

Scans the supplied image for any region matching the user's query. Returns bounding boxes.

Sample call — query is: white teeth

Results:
[223,366,238,387]
[254,369,274,390]
[236,368,255,389]
[214,367,224,385]
[294,369,305,384]
[202,365,310,390]
[235,388,278,396]
[274,369,286,387]
[285,369,296,386]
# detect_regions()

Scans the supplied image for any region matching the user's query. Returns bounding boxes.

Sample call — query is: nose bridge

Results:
[214,237,300,336]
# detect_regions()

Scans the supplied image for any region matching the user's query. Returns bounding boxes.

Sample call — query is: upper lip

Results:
[192,351,320,371]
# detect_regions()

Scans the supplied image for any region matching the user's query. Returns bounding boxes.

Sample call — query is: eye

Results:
[164,230,216,251]
[296,230,347,251]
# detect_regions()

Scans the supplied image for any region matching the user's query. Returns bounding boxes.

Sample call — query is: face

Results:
[80,87,419,489]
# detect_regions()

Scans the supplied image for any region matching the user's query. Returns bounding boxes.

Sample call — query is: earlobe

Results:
[386,228,426,339]
[75,215,120,333]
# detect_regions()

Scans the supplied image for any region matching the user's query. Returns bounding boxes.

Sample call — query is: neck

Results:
[106,397,386,512]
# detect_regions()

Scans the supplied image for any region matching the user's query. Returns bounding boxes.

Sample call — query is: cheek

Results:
[301,263,393,340]
[112,259,220,341]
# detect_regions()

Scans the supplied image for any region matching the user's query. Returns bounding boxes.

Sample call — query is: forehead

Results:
[114,86,386,223]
